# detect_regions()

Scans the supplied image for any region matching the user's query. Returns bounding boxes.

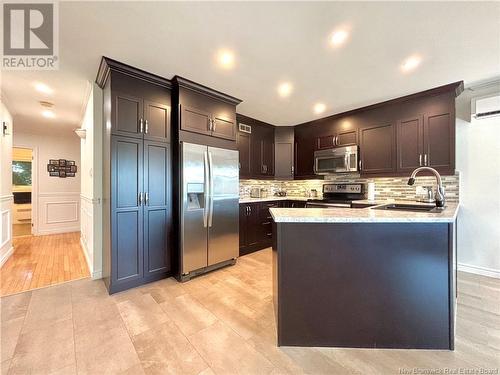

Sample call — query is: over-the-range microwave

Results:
[313,145,359,175]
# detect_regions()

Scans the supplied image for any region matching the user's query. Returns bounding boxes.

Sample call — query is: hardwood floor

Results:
[1,248,499,374]
[0,232,89,297]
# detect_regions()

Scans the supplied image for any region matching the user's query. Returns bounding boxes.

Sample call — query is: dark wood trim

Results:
[173,76,242,106]
[291,81,464,127]
[96,56,172,89]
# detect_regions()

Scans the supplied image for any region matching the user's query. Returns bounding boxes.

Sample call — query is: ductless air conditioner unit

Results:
[471,94,500,120]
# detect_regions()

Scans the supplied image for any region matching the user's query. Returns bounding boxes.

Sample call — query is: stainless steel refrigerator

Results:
[180,142,239,280]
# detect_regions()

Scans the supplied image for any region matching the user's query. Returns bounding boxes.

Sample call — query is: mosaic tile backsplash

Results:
[240,173,460,202]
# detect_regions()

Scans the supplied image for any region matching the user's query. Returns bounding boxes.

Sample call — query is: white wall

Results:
[80,83,103,279]
[456,83,500,278]
[14,131,81,235]
[0,100,14,267]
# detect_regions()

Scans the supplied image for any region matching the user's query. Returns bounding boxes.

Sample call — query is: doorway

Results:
[12,147,34,237]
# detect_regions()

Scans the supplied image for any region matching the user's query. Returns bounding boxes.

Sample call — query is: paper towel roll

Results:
[367,182,375,201]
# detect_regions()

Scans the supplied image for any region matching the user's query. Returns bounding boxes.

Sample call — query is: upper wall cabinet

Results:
[275,127,294,179]
[105,68,171,143]
[316,128,358,150]
[174,77,242,143]
[360,122,396,175]
[236,114,275,179]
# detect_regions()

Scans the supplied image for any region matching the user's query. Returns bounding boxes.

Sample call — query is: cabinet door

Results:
[295,137,315,177]
[144,101,170,143]
[360,123,396,175]
[336,129,358,146]
[113,93,144,138]
[239,204,248,251]
[424,112,453,170]
[262,138,274,176]
[212,115,236,141]
[317,135,335,150]
[237,132,251,178]
[143,141,171,278]
[397,116,423,173]
[180,105,211,136]
[246,204,260,248]
[275,141,294,179]
[111,136,144,285]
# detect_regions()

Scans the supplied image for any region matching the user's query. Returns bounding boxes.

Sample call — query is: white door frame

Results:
[12,145,38,235]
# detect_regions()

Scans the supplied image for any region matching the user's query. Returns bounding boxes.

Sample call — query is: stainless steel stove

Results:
[306,183,366,208]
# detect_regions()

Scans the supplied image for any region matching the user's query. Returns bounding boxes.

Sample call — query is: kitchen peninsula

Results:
[270,203,459,349]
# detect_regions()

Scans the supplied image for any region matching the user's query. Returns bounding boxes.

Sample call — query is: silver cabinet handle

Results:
[208,151,214,227]
[203,151,209,228]
[419,154,422,166]
[138,192,143,205]
[212,118,217,132]
[424,154,428,166]
[145,119,148,134]
[139,119,144,133]
[246,206,250,216]
[359,160,362,171]
[145,192,149,205]
[334,136,338,146]
[207,118,212,132]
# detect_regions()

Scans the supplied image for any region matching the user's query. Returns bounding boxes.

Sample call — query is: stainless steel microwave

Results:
[313,145,359,175]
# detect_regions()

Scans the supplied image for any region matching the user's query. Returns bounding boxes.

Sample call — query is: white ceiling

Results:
[2,1,500,133]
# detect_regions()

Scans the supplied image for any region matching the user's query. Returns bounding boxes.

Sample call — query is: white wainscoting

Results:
[0,195,14,268]
[37,192,80,235]
[80,194,102,279]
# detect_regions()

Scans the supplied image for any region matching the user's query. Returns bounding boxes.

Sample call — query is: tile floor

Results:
[1,248,499,374]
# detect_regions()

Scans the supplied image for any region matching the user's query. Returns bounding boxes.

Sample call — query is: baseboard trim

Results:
[91,270,103,280]
[458,262,500,279]
[37,226,81,236]
[0,246,14,268]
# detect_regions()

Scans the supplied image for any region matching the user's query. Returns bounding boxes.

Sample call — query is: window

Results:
[12,161,32,186]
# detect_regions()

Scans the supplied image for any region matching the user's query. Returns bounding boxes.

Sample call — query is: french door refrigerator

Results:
[180,142,239,280]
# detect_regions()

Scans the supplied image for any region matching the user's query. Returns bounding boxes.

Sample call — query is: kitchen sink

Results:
[372,203,444,213]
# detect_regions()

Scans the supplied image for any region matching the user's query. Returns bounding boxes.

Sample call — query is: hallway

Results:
[0,232,89,297]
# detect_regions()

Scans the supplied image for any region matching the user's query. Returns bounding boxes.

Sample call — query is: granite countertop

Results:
[239,196,311,203]
[270,201,459,223]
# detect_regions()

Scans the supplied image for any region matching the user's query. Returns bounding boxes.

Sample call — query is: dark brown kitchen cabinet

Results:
[316,129,358,150]
[396,110,454,173]
[360,122,396,175]
[237,114,275,179]
[397,115,424,173]
[180,105,212,136]
[275,127,294,179]
[239,201,281,256]
[112,93,170,143]
[239,202,261,256]
[237,131,251,178]
[174,77,241,143]
[294,125,316,179]
[97,57,173,294]
[424,111,454,170]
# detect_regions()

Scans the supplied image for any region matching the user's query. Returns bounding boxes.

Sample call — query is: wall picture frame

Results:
[47,159,78,178]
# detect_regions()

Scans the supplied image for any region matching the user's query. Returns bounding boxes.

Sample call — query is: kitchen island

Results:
[270,203,459,350]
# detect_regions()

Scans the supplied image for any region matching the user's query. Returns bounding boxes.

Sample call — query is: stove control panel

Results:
[323,184,363,194]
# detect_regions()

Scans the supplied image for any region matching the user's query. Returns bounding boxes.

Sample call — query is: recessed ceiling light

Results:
[216,49,235,69]
[42,110,55,118]
[314,103,326,114]
[34,82,53,94]
[401,55,421,72]
[277,82,293,98]
[330,30,349,46]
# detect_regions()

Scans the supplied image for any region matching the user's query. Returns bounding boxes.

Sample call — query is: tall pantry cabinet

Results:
[97,58,173,293]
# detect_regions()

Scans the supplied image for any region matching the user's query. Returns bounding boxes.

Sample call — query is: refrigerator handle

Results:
[208,151,214,227]
[203,150,209,228]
